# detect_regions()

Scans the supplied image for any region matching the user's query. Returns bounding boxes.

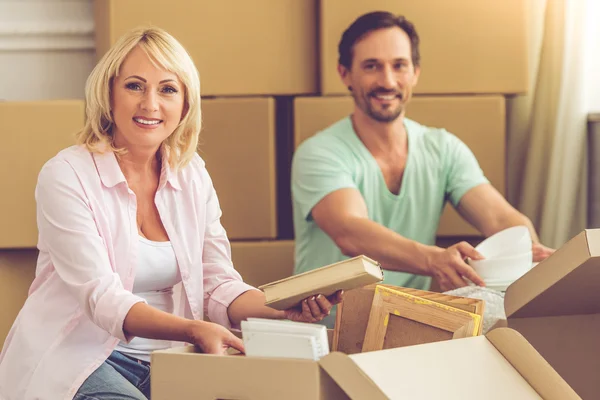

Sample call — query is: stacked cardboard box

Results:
[0,101,84,248]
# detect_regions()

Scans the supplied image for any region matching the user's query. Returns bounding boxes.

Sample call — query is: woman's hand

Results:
[186,320,244,354]
[284,290,344,323]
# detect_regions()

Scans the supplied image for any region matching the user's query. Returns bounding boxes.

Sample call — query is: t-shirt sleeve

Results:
[292,138,357,221]
[444,132,490,207]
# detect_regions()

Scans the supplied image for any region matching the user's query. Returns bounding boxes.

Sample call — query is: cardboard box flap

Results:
[486,328,581,400]
[323,331,557,399]
[318,352,388,400]
[505,230,600,318]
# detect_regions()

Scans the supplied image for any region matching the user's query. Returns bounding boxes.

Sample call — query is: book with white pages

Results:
[241,318,329,360]
[244,318,329,355]
[243,332,321,361]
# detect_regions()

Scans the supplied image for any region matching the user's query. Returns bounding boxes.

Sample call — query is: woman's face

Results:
[111,46,185,152]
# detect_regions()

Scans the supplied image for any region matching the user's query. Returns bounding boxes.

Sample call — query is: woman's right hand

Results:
[186,320,245,355]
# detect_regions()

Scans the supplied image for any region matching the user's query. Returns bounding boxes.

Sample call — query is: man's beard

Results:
[354,88,404,123]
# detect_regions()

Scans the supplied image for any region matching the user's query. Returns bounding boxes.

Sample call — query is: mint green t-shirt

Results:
[292,117,489,291]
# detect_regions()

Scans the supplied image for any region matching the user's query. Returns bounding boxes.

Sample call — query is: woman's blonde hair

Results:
[77,26,201,170]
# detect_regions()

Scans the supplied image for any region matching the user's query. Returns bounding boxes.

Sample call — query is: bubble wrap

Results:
[444,286,506,334]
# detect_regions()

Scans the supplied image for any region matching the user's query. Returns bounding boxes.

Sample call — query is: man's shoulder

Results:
[296,117,353,155]
[406,117,464,153]
[405,118,451,139]
[302,117,352,146]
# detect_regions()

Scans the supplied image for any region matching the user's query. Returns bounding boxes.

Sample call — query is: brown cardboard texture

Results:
[319,0,528,95]
[0,101,84,248]
[230,240,294,288]
[201,98,277,240]
[151,346,350,400]
[94,0,317,96]
[334,284,484,354]
[151,328,579,399]
[499,229,600,400]
[294,95,505,236]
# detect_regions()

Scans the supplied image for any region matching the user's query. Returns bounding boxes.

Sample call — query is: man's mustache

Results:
[368,88,403,99]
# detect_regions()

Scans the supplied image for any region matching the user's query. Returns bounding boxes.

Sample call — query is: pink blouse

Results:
[0,145,255,400]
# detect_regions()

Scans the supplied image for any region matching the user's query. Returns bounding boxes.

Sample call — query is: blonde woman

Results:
[0,27,341,400]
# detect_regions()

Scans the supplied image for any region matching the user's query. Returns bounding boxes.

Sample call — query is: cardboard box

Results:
[293,96,505,236]
[94,0,318,96]
[0,249,37,347]
[0,101,84,248]
[151,328,579,399]
[230,240,295,288]
[319,0,528,95]
[201,98,277,240]
[495,229,600,400]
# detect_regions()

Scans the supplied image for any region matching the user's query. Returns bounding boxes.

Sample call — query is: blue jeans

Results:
[74,351,151,400]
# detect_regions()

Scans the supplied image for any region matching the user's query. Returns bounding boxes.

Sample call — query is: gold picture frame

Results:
[333,284,485,354]
[362,286,482,353]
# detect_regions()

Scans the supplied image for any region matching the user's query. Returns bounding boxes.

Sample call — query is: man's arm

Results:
[311,188,486,290]
[456,184,555,261]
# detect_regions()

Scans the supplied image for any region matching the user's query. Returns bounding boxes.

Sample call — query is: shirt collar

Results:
[158,146,182,191]
[92,146,182,191]
[93,150,126,188]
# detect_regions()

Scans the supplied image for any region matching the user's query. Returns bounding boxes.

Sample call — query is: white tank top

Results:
[115,236,181,362]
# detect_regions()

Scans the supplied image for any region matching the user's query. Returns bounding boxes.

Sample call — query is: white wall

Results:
[0,0,95,101]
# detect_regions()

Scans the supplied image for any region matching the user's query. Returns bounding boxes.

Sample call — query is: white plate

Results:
[468,252,533,282]
[475,226,532,259]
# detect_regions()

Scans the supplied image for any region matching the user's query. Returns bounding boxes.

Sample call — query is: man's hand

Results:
[532,242,555,262]
[284,291,344,323]
[426,242,486,292]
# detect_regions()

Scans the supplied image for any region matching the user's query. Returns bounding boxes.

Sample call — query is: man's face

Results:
[339,27,420,123]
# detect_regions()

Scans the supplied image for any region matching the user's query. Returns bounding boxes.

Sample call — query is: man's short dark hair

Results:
[338,11,420,69]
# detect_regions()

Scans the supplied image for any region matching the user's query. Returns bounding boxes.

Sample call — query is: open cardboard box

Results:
[494,229,600,400]
[151,328,578,399]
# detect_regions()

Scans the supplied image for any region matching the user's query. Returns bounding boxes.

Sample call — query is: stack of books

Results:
[241,318,329,361]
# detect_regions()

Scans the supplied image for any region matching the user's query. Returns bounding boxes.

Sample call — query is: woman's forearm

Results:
[122,302,197,342]
[226,289,285,326]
